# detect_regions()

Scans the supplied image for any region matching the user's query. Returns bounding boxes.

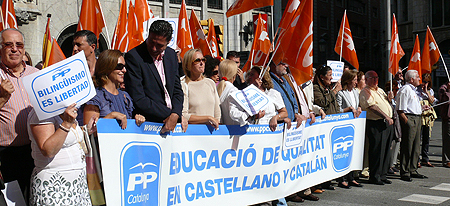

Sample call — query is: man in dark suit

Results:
[125,20,183,133]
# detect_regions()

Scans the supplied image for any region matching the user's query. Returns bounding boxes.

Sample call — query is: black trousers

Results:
[366,119,394,182]
[0,145,34,203]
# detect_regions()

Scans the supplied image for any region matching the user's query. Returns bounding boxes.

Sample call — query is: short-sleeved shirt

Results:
[0,63,39,146]
[360,86,393,120]
[395,83,422,115]
[85,87,134,119]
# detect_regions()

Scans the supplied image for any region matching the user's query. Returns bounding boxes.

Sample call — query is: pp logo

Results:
[330,124,355,172]
[121,142,161,205]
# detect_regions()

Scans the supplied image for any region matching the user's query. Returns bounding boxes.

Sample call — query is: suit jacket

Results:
[125,42,183,123]
[336,89,360,113]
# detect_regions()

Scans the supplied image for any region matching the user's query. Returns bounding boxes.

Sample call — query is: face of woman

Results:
[348,76,358,90]
[210,65,219,83]
[191,52,205,77]
[246,69,259,85]
[321,70,332,86]
[108,56,126,85]
[358,75,366,88]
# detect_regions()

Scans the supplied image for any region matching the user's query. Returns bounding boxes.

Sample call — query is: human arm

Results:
[0,78,14,108]
[368,104,394,125]
[30,103,78,158]
[83,104,128,129]
[269,107,288,131]
[134,114,145,126]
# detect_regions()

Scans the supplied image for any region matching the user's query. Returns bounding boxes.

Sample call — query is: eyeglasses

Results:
[212,70,219,75]
[193,58,206,64]
[2,42,24,49]
[368,76,379,79]
[115,63,125,70]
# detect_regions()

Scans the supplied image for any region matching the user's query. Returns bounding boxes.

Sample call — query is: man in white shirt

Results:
[396,70,430,182]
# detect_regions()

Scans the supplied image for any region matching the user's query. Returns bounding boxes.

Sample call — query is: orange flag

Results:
[274,0,313,85]
[111,0,129,52]
[335,10,359,70]
[2,0,17,29]
[176,0,193,58]
[42,14,52,68]
[77,0,107,39]
[134,0,152,41]
[226,0,273,18]
[189,10,212,57]
[278,0,300,32]
[388,14,405,76]
[47,38,66,67]
[273,0,306,65]
[207,19,219,58]
[421,26,441,73]
[408,35,421,79]
[127,3,142,50]
[242,14,271,72]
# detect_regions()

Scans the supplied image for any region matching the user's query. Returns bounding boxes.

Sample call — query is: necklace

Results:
[70,123,87,161]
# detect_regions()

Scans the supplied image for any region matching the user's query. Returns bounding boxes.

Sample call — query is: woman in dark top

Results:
[83,50,145,128]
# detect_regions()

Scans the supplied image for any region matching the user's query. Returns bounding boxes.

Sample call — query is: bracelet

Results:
[59,124,70,133]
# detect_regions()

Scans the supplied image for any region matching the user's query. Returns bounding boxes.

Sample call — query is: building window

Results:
[350,23,365,38]
[255,6,271,12]
[208,0,222,9]
[431,0,450,27]
[169,0,201,7]
[348,0,365,14]
[320,16,328,29]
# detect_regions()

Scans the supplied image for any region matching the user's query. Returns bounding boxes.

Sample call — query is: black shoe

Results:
[349,181,363,187]
[392,167,400,172]
[368,179,384,185]
[411,173,428,179]
[388,168,396,174]
[381,179,392,184]
[338,182,351,189]
[400,176,413,182]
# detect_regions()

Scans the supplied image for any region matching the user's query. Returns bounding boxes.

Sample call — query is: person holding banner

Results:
[27,103,93,205]
[313,65,340,115]
[216,59,239,125]
[438,82,450,168]
[83,50,146,129]
[181,49,221,129]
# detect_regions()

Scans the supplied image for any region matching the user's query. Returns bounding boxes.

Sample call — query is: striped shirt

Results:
[0,63,39,146]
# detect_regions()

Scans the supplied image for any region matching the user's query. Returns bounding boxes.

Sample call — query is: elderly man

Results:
[72,30,97,76]
[125,20,183,133]
[396,70,430,181]
[438,81,450,168]
[0,28,39,200]
[359,70,394,185]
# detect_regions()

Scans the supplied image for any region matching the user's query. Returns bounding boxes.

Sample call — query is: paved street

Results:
[288,119,450,206]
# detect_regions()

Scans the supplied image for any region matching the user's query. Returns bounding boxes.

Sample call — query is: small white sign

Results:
[2,180,26,206]
[327,60,344,82]
[230,84,270,116]
[283,121,306,150]
[148,18,178,50]
[23,51,96,120]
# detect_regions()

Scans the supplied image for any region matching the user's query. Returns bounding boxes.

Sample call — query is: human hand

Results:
[181,116,188,132]
[309,112,316,125]
[207,116,219,130]
[255,110,265,119]
[161,113,179,134]
[86,115,98,135]
[0,78,14,99]
[333,81,342,93]
[320,109,326,119]
[112,112,128,129]
[134,114,146,126]
[422,104,431,111]
[237,68,245,83]
[269,116,280,131]
[62,103,78,126]
[294,113,307,128]
[386,117,394,125]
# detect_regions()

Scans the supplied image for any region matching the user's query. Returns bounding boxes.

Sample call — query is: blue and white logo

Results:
[121,142,161,205]
[330,124,354,172]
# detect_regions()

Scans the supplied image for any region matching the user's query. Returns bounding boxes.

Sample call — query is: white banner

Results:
[327,60,344,82]
[97,112,366,206]
[22,52,96,120]
[230,84,270,116]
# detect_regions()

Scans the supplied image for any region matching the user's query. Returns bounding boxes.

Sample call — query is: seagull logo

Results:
[343,28,355,51]
[129,162,157,170]
[411,52,420,62]
[288,0,300,13]
[429,42,437,51]
[334,135,353,142]
[196,29,206,41]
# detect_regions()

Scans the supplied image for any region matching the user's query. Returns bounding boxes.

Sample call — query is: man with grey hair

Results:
[396,70,431,181]
[0,28,39,202]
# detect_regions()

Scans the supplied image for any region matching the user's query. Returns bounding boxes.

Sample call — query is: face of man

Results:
[411,73,421,86]
[229,57,240,68]
[275,63,288,76]
[72,36,95,58]
[395,71,403,81]
[0,30,25,69]
[146,33,169,58]
[366,72,379,88]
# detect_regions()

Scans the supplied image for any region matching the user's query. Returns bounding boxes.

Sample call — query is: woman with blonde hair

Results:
[181,49,221,129]
[217,59,238,124]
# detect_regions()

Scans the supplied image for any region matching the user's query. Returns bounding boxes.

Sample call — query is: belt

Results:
[405,113,421,117]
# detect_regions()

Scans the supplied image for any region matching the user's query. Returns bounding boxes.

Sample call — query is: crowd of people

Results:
[0,19,450,206]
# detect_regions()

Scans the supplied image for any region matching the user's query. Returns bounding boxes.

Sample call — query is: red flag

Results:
[134,0,152,41]
[189,10,212,57]
[226,0,273,18]
[408,35,421,79]
[111,0,129,52]
[388,14,405,76]
[242,14,271,72]
[47,38,66,67]
[422,26,441,73]
[334,10,359,70]
[207,19,219,58]
[2,0,17,29]
[42,15,52,68]
[77,0,107,39]
[274,0,313,84]
[176,0,193,58]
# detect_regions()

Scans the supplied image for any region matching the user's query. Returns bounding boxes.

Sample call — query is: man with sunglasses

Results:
[0,28,39,203]
[125,20,183,133]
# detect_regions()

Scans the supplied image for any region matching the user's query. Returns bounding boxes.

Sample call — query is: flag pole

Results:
[0,9,5,29]
[339,10,346,62]
[271,6,275,42]
[260,39,281,79]
[250,50,255,69]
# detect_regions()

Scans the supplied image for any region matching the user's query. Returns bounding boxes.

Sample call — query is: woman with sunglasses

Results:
[83,50,145,129]
[181,49,221,129]
[203,55,221,83]
[216,59,239,125]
